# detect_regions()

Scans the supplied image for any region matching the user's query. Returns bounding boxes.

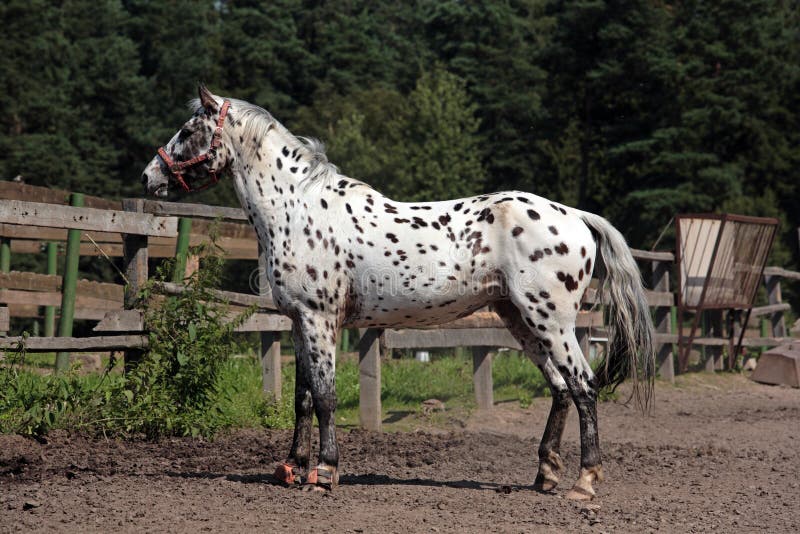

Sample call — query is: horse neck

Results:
[228,126,312,252]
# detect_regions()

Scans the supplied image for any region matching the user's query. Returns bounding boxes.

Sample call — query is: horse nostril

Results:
[141,172,149,185]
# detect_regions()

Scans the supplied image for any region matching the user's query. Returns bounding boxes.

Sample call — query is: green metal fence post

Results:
[0,237,9,336]
[760,317,769,354]
[0,237,10,272]
[172,217,192,283]
[44,242,58,337]
[55,193,84,372]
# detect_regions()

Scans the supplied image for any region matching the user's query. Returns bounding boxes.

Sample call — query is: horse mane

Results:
[187,98,339,187]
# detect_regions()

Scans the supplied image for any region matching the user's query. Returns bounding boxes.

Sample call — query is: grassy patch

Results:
[1,348,555,436]
[492,350,549,408]
[269,350,550,429]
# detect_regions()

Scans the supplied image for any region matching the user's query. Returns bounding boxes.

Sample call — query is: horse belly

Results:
[349,267,499,329]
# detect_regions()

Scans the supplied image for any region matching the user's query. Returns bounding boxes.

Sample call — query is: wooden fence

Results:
[0,182,797,431]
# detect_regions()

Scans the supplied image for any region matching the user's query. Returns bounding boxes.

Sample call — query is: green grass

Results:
[1,350,551,436]
[492,350,550,408]
[270,350,548,429]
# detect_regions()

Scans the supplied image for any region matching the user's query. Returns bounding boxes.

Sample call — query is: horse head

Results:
[142,85,233,197]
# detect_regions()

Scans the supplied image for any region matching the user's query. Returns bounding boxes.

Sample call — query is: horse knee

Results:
[295,388,313,417]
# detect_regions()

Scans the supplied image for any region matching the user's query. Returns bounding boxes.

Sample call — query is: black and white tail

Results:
[578,211,656,411]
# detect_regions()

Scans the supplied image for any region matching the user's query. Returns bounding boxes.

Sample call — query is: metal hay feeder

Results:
[675,214,779,371]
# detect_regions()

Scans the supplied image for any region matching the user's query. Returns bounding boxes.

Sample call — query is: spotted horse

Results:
[143,86,656,500]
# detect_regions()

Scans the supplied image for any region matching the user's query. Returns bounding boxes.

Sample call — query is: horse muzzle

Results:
[141,157,170,198]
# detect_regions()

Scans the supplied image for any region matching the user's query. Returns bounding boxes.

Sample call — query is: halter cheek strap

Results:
[158,99,231,193]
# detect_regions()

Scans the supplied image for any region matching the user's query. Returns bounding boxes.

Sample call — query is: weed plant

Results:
[0,236,255,439]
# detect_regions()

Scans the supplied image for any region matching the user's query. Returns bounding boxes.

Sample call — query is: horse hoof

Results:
[565,486,595,501]
[301,483,328,493]
[273,462,303,486]
[565,465,604,500]
[533,475,559,492]
[305,464,338,491]
[533,451,563,492]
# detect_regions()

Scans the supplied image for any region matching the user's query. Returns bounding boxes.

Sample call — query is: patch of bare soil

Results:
[1,373,798,533]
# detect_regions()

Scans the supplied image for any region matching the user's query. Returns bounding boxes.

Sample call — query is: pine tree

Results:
[382,68,485,201]
[419,0,551,194]
[0,0,152,197]
[219,0,312,117]
[622,0,800,250]
[291,69,485,201]
[538,0,675,222]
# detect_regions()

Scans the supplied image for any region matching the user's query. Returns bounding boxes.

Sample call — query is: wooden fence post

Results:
[724,309,748,370]
[172,217,192,282]
[471,347,493,410]
[0,307,8,334]
[765,275,786,337]
[358,328,383,431]
[260,331,282,396]
[258,244,282,398]
[705,310,724,371]
[652,259,674,382]
[122,199,148,370]
[55,193,84,372]
[43,242,58,337]
[576,327,590,360]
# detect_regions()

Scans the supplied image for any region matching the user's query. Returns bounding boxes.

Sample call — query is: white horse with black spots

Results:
[142,86,655,499]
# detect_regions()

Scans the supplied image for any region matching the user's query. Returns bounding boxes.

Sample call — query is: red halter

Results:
[157,100,231,193]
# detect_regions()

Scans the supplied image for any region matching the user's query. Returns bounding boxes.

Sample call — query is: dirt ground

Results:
[1,373,798,533]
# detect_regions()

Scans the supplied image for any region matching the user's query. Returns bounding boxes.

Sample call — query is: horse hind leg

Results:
[495,299,604,499]
[554,331,605,501]
[533,359,572,492]
[493,300,571,492]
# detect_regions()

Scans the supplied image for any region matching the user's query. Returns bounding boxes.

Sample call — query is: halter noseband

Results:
[157,99,231,193]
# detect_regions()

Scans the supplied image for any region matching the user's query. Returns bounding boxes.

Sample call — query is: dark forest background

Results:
[1,0,798,265]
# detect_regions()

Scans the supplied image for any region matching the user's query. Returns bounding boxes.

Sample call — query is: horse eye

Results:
[178,128,192,141]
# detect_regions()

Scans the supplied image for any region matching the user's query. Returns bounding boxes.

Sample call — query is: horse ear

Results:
[198,84,219,113]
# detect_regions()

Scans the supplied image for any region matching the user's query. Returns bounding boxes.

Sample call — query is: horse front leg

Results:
[294,314,340,491]
[274,328,315,486]
[274,355,314,485]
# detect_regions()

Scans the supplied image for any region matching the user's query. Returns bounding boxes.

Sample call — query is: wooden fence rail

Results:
[1,182,798,432]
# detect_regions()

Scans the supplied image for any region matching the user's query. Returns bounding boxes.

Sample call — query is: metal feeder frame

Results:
[675,214,779,371]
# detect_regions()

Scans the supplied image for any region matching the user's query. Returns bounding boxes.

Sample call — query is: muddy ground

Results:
[1,373,798,533]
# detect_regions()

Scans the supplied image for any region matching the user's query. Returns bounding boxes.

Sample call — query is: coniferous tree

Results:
[382,68,485,201]
[419,0,551,195]
[292,69,485,201]
[538,0,675,221]
[0,0,151,196]
[219,0,312,117]
[0,0,797,276]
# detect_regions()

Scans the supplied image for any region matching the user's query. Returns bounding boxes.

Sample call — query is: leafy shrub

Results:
[0,236,255,439]
[101,239,254,439]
